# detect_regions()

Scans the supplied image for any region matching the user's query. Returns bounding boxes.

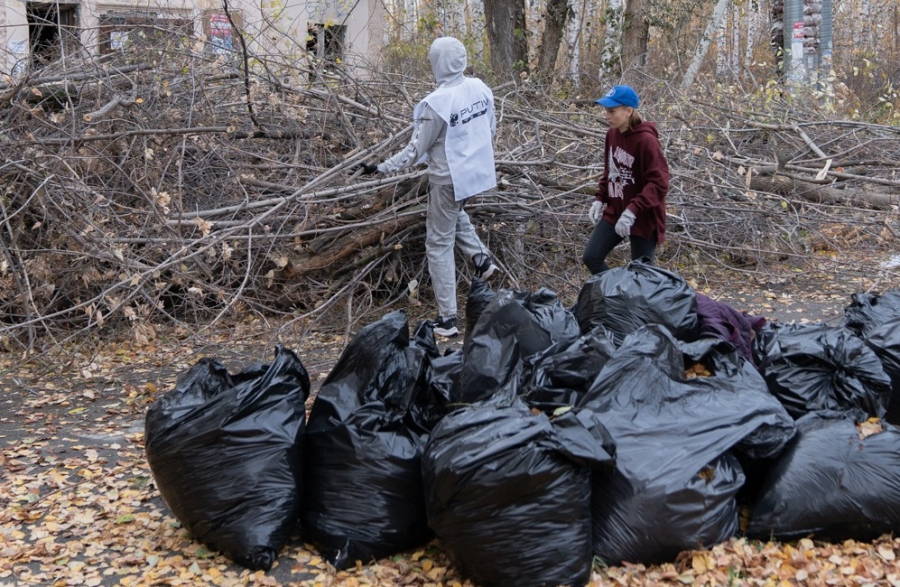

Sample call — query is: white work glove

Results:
[614,209,636,238]
[588,200,604,225]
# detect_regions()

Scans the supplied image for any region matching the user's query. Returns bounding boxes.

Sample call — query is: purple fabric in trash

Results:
[695,293,766,365]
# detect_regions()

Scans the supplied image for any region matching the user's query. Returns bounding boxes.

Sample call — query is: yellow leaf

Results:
[422,559,433,572]
[411,550,425,562]
[691,553,709,575]
[135,97,144,104]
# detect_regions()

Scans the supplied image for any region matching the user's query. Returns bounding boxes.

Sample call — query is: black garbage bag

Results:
[747,411,900,542]
[455,287,581,404]
[144,345,310,570]
[842,290,900,337]
[521,324,618,412]
[572,260,699,345]
[409,321,458,430]
[422,398,615,587]
[753,322,892,420]
[464,277,497,344]
[580,325,795,566]
[301,310,437,569]
[864,317,900,424]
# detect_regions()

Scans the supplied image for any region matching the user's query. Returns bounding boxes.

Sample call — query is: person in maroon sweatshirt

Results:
[582,85,669,274]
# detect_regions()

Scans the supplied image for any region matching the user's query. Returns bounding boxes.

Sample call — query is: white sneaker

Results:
[473,255,499,281]
[432,316,459,338]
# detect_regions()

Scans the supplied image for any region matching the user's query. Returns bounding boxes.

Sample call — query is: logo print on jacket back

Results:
[450,99,489,127]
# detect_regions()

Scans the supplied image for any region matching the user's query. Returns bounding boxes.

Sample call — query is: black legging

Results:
[582,219,657,275]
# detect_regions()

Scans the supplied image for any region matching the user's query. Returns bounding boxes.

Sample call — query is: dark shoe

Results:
[432,316,459,338]
[473,254,499,281]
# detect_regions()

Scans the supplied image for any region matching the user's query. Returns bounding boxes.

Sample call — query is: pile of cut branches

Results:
[1,41,898,357]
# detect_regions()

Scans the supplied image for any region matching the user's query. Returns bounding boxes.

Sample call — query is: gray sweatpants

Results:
[426,183,492,319]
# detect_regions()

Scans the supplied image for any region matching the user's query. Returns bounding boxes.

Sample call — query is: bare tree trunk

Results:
[467,0,487,63]
[770,0,785,77]
[744,0,759,79]
[731,1,741,77]
[386,0,418,41]
[680,0,732,91]
[567,0,587,82]
[484,0,530,78]
[536,0,570,79]
[621,0,650,74]
[600,0,623,81]
[439,0,468,36]
[716,6,729,79]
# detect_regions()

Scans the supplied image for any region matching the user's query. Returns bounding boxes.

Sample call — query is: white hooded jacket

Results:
[378,37,497,201]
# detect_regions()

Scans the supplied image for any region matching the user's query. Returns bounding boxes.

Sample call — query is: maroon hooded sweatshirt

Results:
[595,121,669,243]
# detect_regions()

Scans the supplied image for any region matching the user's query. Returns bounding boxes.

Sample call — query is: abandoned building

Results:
[0,0,387,76]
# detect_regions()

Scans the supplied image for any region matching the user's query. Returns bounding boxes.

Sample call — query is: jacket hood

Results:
[429,37,467,87]
[624,121,659,138]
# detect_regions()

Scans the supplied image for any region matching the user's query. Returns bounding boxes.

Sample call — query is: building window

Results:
[98,11,193,55]
[306,23,345,62]
[202,11,241,55]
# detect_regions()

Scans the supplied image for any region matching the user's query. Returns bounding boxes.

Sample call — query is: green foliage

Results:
[591,555,609,572]
[726,565,744,585]
[417,13,440,35]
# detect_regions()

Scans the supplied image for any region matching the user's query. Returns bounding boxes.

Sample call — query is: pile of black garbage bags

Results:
[144,260,900,587]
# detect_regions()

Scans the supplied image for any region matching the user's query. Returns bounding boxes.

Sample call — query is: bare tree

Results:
[600,0,624,82]
[536,0,570,79]
[484,0,529,78]
[621,0,650,75]
[681,0,731,91]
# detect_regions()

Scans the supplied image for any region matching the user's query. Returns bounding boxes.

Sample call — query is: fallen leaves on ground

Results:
[3,268,900,586]
[599,538,900,586]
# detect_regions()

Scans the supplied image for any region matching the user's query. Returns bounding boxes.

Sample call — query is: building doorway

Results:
[27,2,79,66]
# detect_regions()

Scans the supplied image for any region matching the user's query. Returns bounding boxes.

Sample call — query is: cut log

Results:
[750,175,897,210]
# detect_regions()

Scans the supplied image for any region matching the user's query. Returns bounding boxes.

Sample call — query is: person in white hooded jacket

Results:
[358,36,498,338]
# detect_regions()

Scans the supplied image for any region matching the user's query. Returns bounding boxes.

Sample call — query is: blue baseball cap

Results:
[596,85,640,108]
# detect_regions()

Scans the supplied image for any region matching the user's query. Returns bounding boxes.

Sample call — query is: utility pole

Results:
[783,0,833,89]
